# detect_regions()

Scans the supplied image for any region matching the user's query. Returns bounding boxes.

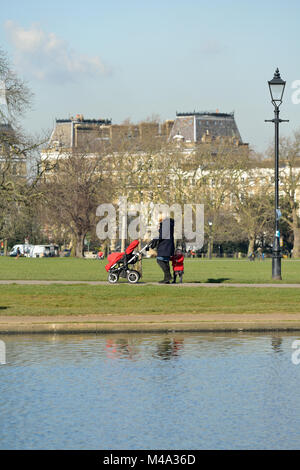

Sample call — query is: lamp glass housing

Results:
[268,69,286,106]
[269,82,285,103]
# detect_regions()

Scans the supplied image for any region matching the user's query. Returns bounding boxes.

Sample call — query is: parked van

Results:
[9,244,33,257]
[29,245,59,258]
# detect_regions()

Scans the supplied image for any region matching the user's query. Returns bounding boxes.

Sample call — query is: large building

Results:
[48,114,112,150]
[46,111,247,151]
[47,114,166,151]
[168,111,246,146]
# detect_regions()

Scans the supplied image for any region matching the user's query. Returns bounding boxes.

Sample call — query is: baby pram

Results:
[105,239,157,284]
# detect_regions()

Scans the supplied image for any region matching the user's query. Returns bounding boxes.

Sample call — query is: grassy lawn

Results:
[0,258,299,317]
[1,284,300,316]
[0,256,300,283]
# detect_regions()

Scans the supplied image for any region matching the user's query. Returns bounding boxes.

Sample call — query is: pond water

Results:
[1,332,300,450]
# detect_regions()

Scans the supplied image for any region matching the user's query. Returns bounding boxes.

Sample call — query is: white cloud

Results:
[4,20,112,83]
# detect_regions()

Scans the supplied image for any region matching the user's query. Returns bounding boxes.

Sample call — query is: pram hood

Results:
[126,240,139,254]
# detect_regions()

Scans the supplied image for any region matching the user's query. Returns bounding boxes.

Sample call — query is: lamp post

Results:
[265,68,288,280]
[208,221,213,259]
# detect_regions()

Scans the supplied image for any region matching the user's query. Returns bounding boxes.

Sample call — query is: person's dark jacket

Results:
[157,217,175,258]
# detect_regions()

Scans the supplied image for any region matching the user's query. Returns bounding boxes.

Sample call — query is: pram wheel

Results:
[108,272,119,284]
[127,270,140,284]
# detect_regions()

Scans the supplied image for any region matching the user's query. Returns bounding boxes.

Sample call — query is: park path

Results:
[0,280,300,287]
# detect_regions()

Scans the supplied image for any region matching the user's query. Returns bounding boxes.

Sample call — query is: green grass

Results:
[0,256,300,283]
[0,258,300,317]
[1,284,300,316]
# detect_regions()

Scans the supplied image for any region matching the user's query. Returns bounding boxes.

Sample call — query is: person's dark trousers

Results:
[172,272,183,284]
[157,259,172,283]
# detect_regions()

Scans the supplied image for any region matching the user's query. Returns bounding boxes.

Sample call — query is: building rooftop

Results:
[169,110,245,145]
[56,117,112,125]
[176,111,234,119]
[47,115,163,150]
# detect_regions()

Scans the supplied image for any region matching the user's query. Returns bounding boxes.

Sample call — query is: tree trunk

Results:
[110,239,117,253]
[247,236,255,256]
[292,227,300,258]
[75,233,85,258]
[208,235,213,258]
[4,239,8,256]
[69,236,76,257]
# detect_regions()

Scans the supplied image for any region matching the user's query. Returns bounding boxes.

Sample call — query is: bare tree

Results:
[0,48,33,123]
[276,131,300,257]
[41,147,111,257]
[0,49,50,250]
[233,176,273,254]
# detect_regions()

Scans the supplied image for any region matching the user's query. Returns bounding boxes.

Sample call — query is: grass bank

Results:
[1,284,300,316]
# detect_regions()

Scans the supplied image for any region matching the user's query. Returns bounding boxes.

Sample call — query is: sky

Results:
[1,0,300,152]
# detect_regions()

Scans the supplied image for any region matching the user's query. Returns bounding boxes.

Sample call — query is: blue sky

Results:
[1,0,300,152]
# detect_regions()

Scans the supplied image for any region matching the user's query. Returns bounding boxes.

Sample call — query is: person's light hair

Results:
[158,211,168,223]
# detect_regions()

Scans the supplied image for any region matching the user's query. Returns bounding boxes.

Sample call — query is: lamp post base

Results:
[272,256,282,280]
[272,235,282,280]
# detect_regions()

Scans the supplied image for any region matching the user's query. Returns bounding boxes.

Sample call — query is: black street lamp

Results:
[265,68,288,280]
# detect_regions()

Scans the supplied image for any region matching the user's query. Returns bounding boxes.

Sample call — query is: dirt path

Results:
[2,311,300,333]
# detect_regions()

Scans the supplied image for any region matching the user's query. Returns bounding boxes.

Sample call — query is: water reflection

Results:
[1,332,300,449]
[271,336,283,353]
[2,332,296,365]
[105,338,139,360]
[104,336,185,361]
[154,338,184,360]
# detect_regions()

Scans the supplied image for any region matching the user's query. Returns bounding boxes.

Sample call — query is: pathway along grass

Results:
[1,257,300,283]
[1,284,300,316]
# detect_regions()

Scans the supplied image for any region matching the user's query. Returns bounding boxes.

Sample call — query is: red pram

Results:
[105,239,154,284]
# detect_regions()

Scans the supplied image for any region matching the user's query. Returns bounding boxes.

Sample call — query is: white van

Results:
[29,245,59,258]
[29,245,45,258]
[9,244,33,257]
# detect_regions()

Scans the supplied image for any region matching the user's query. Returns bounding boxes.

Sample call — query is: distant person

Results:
[16,247,21,259]
[257,247,262,260]
[171,248,184,283]
[156,215,175,284]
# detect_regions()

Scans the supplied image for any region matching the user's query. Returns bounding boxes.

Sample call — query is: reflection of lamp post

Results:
[208,221,213,259]
[265,68,288,280]
[271,336,283,353]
